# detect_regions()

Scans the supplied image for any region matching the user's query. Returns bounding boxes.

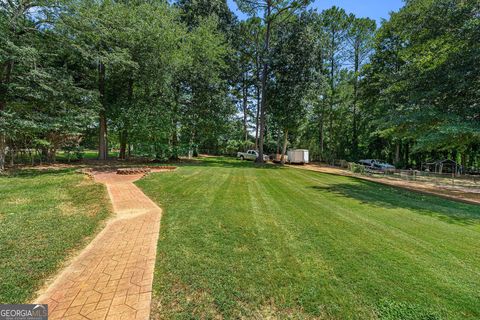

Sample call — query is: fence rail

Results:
[368,168,480,188]
[335,161,480,189]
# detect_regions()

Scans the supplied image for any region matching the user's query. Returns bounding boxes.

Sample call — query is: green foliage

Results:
[360,0,480,165]
[0,0,100,166]
[176,0,236,36]
[269,12,315,133]
[1,0,238,166]
[348,162,365,174]
[220,139,253,156]
[2,0,478,169]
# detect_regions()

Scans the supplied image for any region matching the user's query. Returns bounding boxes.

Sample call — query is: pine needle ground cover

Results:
[0,170,110,303]
[138,157,480,319]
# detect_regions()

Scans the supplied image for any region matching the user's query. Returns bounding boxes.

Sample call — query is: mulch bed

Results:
[117,168,152,175]
[77,166,177,178]
[117,166,177,175]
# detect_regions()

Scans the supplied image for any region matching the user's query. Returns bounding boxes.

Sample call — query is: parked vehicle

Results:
[287,149,309,164]
[359,159,395,170]
[237,150,269,161]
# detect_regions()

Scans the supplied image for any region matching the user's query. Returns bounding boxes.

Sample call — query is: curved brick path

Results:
[35,171,162,320]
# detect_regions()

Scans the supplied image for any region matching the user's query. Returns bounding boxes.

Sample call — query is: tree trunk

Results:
[404,142,409,168]
[242,71,249,144]
[280,129,288,164]
[319,104,325,161]
[119,130,128,160]
[9,147,14,167]
[0,133,5,172]
[119,79,133,160]
[170,128,178,160]
[99,111,108,160]
[254,77,260,150]
[254,25,262,151]
[328,30,336,151]
[170,84,180,160]
[189,130,196,158]
[257,3,271,163]
[276,130,281,155]
[461,152,467,174]
[41,147,48,164]
[0,61,13,172]
[395,142,400,166]
[98,62,108,160]
[352,40,360,158]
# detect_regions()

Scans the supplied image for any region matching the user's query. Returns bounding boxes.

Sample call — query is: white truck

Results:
[237,150,269,161]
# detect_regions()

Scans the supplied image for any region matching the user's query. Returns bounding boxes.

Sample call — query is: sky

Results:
[227,0,405,25]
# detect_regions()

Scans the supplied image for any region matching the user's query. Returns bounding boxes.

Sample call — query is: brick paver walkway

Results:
[35,171,162,320]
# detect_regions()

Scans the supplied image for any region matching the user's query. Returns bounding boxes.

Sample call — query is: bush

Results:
[75,147,84,160]
[220,140,254,156]
[222,140,242,156]
[339,159,349,168]
[349,162,365,174]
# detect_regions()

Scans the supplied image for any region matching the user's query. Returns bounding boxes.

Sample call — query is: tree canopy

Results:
[0,0,478,171]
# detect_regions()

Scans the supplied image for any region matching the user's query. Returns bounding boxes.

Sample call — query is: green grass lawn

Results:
[0,169,111,303]
[55,149,119,161]
[137,157,480,319]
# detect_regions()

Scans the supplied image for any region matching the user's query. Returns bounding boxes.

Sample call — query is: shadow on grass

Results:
[309,181,480,226]
[1,156,281,180]
[2,168,76,179]
[172,157,283,170]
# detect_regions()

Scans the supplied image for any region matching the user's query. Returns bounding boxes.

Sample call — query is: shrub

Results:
[349,162,365,174]
[75,147,84,160]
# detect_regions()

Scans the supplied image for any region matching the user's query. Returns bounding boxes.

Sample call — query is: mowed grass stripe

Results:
[268,168,479,316]
[290,168,480,261]
[259,169,446,317]
[137,158,480,319]
[287,169,480,299]
[252,168,373,318]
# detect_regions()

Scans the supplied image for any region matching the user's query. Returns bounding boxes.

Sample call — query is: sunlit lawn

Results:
[138,157,480,319]
[0,170,110,303]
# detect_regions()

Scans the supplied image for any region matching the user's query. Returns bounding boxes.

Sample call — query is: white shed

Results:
[287,149,309,164]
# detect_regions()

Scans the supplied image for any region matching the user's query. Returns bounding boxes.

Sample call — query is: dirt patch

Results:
[5,197,31,205]
[57,202,76,216]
